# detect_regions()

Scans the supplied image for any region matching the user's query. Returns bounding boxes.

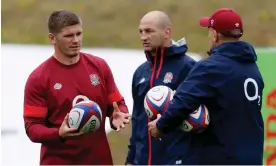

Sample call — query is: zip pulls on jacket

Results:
[146,48,165,88]
[144,39,186,165]
[145,47,165,166]
[147,38,187,87]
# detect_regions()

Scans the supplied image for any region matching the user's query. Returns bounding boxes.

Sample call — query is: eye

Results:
[64,34,73,38]
[77,32,82,36]
[145,29,154,33]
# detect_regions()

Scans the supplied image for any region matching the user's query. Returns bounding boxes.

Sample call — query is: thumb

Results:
[113,102,120,112]
[62,113,70,126]
[67,127,79,133]
[148,121,153,127]
[157,114,162,119]
[63,113,69,122]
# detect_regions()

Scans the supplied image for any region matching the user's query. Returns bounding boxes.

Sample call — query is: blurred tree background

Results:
[2,0,276,164]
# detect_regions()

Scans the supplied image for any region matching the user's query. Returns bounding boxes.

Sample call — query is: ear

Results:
[164,27,172,39]
[212,29,218,41]
[48,33,56,44]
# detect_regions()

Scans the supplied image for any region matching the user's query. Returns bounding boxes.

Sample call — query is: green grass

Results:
[2,0,276,164]
[2,0,276,53]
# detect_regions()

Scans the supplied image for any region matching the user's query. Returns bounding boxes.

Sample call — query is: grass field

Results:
[2,0,276,164]
[2,0,276,53]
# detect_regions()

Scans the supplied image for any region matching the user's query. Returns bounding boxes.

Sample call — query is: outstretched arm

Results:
[101,59,130,130]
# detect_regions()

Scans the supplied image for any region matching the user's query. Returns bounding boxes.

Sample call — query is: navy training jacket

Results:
[157,41,265,165]
[126,39,200,165]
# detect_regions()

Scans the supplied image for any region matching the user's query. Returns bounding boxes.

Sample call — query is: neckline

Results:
[52,53,83,68]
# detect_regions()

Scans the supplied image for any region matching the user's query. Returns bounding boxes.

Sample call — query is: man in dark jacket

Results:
[149,8,265,165]
[125,11,198,165]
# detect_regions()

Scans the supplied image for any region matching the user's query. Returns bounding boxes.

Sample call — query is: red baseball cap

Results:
[199,8,243,38]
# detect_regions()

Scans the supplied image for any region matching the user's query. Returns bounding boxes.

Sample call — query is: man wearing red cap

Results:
[148,8,264,165]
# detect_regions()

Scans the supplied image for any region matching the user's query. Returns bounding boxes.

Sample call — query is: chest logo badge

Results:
[89,74,100,86]
[53,83,62,90]
[163,72,173,84]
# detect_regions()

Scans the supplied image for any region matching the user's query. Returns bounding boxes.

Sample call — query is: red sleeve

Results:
[23,72,62,144]
[102,60,129,129]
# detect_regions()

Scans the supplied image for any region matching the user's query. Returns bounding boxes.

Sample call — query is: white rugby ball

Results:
[144,85,174,119]
[180,104,210,133]
[68,100,102,133]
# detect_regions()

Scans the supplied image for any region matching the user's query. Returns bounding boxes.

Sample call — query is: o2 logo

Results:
[72,95,90,107]
[244,78,261,106]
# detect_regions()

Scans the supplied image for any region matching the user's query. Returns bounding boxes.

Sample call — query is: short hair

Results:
[48,9,81,33]
[220,29,243,39]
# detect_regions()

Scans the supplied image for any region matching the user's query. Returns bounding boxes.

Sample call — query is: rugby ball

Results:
[68,100,102,133]
[180,104,210,133]
[144,85,174,119]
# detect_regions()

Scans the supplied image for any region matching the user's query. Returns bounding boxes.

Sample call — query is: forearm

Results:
[24,118,62,144]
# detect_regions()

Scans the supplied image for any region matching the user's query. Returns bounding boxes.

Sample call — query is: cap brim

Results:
[199,17,210,27]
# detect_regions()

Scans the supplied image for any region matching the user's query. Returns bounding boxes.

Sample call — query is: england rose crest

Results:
[163,72,173,84]
[89,74,100,86]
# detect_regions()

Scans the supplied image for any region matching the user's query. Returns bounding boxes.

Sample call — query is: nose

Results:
[140,34,148,41]
[72,35,79,43]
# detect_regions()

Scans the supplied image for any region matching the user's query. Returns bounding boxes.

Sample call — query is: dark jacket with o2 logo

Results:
[157,41,264,165]
[126,39,201,165]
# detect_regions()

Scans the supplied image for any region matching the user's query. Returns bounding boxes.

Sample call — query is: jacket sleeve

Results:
[177,56,196,84]
[125,72,138,164]
[101,59,129,130]
[23,73,63,144]
[156,61,216,134]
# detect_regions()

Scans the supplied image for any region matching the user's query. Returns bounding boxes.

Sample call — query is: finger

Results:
[150,130,156,137]
[74,131,85,136]
[123,114,131,121]
[148,121,153,127]
[68,131,84,137]
[63,113,69,123]
[157,114,161,119]
[148,125,156,132]
[113,102,120,112]
[148,125,153,131]
[123,118,130,124]
[123,113,131,118]
[116,126,121,132]
[120,123,125,129]
[124,113,131,117]
[66,127,79,133]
